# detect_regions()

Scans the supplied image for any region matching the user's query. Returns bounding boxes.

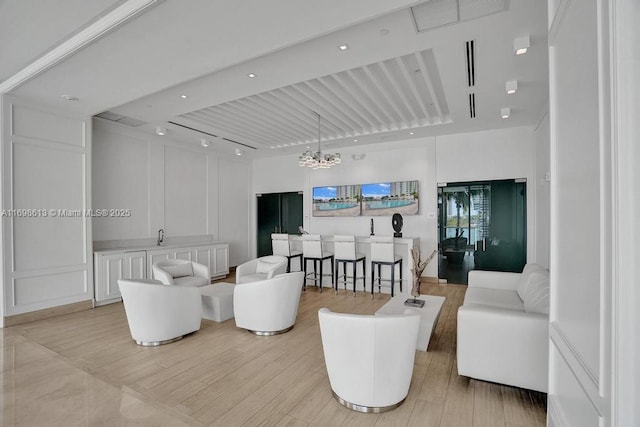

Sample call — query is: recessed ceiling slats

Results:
[251,93,317,137]
[218,103,297,142]
[414,51,445,123]
[394,56,432,125]
[307,79,370,133]
[331,73,388,132]
[346,68,398,128]
[179,47,450,148]
[232,98,306,141]
[378,60,422,126]
[361,65,406,126]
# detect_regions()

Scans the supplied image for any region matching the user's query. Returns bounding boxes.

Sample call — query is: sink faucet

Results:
[157,228,164,246]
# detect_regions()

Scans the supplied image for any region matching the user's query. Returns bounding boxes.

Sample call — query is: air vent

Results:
[168,121,257,150]
[411,0,507,32]
[465,40,475,87]
[95,111,146,127]
[469,93,476,118]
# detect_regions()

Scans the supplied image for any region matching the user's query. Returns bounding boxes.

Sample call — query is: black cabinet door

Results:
[256,192,303,257]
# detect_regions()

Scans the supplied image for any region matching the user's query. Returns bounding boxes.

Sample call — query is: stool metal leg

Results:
[352,261,357,296]
[399,259,403,292]
[390,263,395,297]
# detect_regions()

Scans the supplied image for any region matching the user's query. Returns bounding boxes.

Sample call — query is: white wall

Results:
[252,125,542,278]
[1,95,93,317]
[533,113,550,269]
[547,0,612,424]
[92,119,251,267]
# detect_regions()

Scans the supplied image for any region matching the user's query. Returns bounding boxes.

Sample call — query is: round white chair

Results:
[318,308,420,413]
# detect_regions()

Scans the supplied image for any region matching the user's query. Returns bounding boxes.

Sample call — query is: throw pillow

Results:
[516,263,546,301]
[522,270,550,315]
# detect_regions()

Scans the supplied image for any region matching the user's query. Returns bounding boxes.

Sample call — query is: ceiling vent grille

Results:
[465,40,475,87]
[411,0,508,32]
[469,93,476,118]
[95,111,146,127]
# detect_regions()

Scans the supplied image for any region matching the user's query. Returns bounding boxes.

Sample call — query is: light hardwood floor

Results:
[1,280,546,426]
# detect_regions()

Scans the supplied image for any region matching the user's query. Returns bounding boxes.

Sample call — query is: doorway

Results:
[256,192,303,257]
[437,179,526,284]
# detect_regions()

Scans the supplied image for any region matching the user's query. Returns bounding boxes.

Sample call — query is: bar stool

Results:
[271,233,303,272]
[333,235,366,296]
[370,236,403,297]
[302,234,334,292]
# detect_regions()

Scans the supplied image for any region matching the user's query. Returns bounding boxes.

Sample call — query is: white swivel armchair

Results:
[118,279,202,346]
[234,271,305,335]
[318,308,420,413]
[235,255,287,284]
[152,259,210,287]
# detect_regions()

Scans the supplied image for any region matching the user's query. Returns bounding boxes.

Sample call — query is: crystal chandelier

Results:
[299,112,341,169]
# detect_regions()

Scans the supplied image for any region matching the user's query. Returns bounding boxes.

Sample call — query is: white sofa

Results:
[234,271,304,335]
[118,279,202,346]
[457,263,550,392]
[318,308,421,413]
[152,259,210,287]
[235,255,287,284]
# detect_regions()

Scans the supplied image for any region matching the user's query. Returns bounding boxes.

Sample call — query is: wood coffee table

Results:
[375,294,445,351]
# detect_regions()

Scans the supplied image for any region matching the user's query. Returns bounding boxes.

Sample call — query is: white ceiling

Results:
[4,0,548,158]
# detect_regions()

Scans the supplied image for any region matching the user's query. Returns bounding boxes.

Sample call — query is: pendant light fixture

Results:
[298,112,341,169]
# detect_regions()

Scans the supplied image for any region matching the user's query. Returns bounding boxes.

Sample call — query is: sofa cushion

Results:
[237,273,268,284]
[162,263,193,278]
[463,287,524,312]
[174,276,209,287]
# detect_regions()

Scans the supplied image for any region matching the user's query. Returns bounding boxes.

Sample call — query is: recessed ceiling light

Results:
[506,80,518,94]
[200,138,210,147]
[409,132,415,135]
[353,139,358,142]
[61,94,78,101]
[155,126,167,136]
[514,36,530,55]
[180,94,188,99]
[247,73,257,78]
[501,108,511,119]
[235,148,244,156]
[338,44,349,51]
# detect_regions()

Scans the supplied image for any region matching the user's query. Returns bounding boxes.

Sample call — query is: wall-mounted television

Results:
[312,185,361,217]
[312,180,418,217]
[361,181,419,216]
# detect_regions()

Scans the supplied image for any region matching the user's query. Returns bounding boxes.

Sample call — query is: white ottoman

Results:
[200,283,235,322]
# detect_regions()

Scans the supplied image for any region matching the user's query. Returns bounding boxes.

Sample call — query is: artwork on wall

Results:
[312,181,418,217]
[362,181,419,216]
[312,185,361,217]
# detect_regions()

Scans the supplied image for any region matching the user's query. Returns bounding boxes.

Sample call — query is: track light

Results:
[506,80,518,94]
[501,108,511,119]
[200,138,210,147]
[155,126,167,136]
